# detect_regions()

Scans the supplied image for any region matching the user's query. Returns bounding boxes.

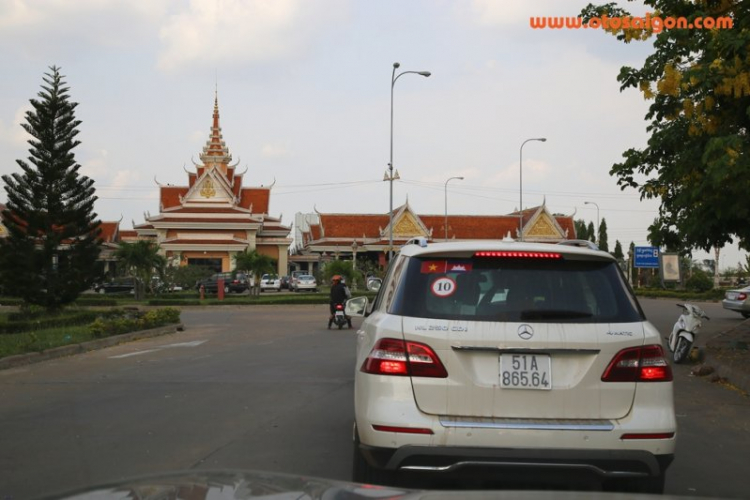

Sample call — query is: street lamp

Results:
[584,201,600,244]
[519,137,547,241]
[386,61,431,260]
[444,176,464,241]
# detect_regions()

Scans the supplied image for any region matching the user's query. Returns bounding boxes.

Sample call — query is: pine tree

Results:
[597,218,609,252]
[613,240,624,261]
[586,222,596,243]
[0,66,101,310]
[574,219,589,240]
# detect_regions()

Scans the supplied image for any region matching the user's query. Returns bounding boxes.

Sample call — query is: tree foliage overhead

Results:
[0,66,101,309]
[582,1,750,252]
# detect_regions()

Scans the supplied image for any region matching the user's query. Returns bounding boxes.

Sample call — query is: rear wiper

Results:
[519,310,594,320]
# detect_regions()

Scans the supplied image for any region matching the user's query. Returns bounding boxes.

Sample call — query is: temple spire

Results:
[199,91,233,170]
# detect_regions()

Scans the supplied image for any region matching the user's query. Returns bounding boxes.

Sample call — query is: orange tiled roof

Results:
[555,216,575,238]
[160,186,189,209]
[239,188,270,214]
[98,221,120,243]
[320,214,389,238]
[420,215,520,239]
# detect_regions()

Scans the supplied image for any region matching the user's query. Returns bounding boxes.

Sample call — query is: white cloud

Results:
[261,141,292,160]
[471,0,568,27]
[112,169,141,189]
[80,149,109,179]
[157,0,348,72]
[0,0,173,49]
[0,105,32,150]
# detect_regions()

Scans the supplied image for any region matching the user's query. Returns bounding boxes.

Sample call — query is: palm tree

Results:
[114,240,165,299]
[235,249,276,296]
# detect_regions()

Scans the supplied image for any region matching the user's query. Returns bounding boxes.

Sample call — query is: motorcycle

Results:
[332,303,349,330]
[668,303,710,363]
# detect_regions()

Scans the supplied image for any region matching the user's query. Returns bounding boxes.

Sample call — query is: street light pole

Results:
[584,201,600,244]
[519,137,547,241]
[444,176,464,241]
[387,62,431,260]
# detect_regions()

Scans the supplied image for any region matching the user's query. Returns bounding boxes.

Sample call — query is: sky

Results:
[0,0,745,271]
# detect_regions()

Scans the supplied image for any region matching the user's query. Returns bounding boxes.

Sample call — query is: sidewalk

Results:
[703,318,750,394]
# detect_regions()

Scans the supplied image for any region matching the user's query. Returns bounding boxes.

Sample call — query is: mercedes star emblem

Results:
[517,324,534,340]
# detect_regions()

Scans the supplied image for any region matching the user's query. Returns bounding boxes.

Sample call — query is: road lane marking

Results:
[109,349,162,359]
[161,340,208,348]
[109,340,209,359]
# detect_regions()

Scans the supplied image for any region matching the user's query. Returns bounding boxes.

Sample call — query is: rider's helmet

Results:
[331,275,342,283]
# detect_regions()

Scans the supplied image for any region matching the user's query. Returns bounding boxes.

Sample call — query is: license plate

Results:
[335,311,345,317]
[500,354,552,390]
[727,292,738,300]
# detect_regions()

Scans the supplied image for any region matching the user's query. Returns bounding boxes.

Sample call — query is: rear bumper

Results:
[722,299,749,313]
[358,443,673,479]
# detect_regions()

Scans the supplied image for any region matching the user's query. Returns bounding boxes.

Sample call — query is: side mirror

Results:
[367,278,382,292]
[346,296,368,317]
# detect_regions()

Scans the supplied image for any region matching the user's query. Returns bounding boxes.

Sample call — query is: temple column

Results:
[277,245,288,277]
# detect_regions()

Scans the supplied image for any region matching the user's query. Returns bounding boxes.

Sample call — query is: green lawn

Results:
[0,324,100,358]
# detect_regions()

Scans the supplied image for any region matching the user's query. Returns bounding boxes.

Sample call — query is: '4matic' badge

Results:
[517,324,534,340]
[606,331,634,336]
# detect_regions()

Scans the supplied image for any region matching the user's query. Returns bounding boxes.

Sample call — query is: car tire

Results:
[613,474,665,494]
[98,288,106,294]
[352,427,395,486]
[673,337,691,364]
[742,312,750,319]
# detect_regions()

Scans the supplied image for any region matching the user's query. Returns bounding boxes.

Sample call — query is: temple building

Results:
[290,201,576,274]
[133,95,292,274]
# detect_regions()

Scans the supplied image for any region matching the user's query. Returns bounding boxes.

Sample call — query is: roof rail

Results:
[404,237,429,248]
[556,239,600,250]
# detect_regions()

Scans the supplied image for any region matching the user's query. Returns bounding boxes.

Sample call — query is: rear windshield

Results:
[390,255,643,323]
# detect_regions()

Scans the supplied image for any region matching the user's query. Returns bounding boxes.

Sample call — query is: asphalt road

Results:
[0,300,748,499]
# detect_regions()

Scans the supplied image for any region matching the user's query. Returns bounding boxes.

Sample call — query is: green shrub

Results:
[686,269,714,292]
[87,307,180,338]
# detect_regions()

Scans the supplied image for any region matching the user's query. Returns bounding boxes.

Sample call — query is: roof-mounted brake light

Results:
[474,251,562,259]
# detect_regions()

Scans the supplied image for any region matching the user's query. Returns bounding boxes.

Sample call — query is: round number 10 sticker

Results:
[431,277,457,298]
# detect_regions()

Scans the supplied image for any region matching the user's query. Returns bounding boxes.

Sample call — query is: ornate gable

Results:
[384,203,431,240]
[523,205,567,240]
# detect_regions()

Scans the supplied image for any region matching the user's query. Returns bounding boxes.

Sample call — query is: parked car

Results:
[196,272,249,294]
[292,274,317,292]
[289,270,308,290]
[280,275,291,290]
[347,240,675,493]
[722,285,750,318]
[259,274,281,292]
[94,277,136,294]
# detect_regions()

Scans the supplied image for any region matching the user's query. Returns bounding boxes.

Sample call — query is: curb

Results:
[703,349,750,395]
[0,323,184,371]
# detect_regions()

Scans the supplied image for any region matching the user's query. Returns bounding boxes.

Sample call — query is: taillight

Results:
[738,293,747,300]
[361,338,448,378]
[336,304,344,310]
[602,345,672,382]
[474,251,562,259]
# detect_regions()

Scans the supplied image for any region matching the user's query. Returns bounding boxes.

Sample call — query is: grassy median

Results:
[0,307,181,359]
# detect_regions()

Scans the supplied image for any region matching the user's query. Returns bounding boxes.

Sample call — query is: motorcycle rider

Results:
[328,275,352,329]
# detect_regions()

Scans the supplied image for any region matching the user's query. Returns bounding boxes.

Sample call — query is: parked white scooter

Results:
[668,303,710,363]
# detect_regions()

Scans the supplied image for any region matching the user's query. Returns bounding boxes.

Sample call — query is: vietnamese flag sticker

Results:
[420,261,447,273]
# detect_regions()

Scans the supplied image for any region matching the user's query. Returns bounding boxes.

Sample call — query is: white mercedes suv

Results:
[346,240,675,493]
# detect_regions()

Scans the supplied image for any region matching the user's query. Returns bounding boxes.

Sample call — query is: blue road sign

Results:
[634,246,660,268]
